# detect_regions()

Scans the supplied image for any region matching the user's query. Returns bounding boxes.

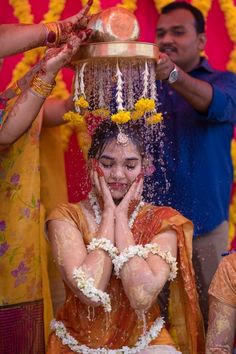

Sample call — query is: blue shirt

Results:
[147,58,236,236]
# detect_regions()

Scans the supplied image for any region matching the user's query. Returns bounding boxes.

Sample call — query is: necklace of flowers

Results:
[51,316,165,354]
[88,192,145,229]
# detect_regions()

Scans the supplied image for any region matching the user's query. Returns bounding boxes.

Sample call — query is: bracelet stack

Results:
[30,75,55,98]
[112,243,178,281]
[87,238,119,259]
[73,239,177,313]
[73,267,111,312]
[44,22,62,46]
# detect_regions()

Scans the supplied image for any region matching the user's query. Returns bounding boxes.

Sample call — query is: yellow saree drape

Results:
[0,103,68,351]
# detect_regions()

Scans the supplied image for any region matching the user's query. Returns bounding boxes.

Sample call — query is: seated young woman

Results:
[46,120,205,354]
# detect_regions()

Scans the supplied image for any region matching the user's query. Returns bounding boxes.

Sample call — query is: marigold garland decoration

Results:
[43,0,66,22]
[81,0,101,14]
[75,95,89,109]
[219,0,236,245]
[219,0,236,42]
[118,0,137,12]
[192,0,213,18]
[63,111,85,126]
[9,0,34,23]
[146,112,163,125]
[131,110,144,121]
[92,108,110,119]
[111,110,131,124]
[219,0,236,73]
[228,46,236,73]
[153,0,174,13]
[134,98,155,113]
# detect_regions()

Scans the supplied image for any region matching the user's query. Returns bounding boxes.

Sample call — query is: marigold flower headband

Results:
[63,56,164,146]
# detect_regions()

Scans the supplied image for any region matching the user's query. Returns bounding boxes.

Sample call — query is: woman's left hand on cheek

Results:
[116,173,144,216]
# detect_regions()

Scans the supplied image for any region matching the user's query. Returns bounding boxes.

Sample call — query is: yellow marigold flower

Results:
[131,110,144,121]
[60,124,73,151]
[111,110,131,124]
[78,132,92,150]
[146,113,163,125]
[75,96,89,109]
[134,98,155,113]
[92,108,110,119]
[63,111,85,126]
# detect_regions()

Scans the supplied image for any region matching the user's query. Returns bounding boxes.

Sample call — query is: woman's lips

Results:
[108,183,127,191]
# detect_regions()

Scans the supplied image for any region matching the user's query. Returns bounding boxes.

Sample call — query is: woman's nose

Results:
[110,167,125,180]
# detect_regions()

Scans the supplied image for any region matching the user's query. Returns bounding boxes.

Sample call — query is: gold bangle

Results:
[10,81,21,96]
[44,22,61,45]
[30,75,55,98]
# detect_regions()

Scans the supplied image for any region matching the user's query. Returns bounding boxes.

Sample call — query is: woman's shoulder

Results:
[141,203,193,232]
[143,203,185,219]
[218,253,236,274]
[209,253,236,306]
[46,202,84,225]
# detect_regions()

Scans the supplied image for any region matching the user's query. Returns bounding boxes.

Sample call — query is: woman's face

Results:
[97,138,143,201]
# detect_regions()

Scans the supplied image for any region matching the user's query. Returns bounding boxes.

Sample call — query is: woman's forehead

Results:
[101,138,141,158]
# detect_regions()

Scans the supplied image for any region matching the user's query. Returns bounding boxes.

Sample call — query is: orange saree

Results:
[46,202,205,354]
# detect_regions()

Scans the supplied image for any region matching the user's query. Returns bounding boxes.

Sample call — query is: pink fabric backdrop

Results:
[0,0,235,205]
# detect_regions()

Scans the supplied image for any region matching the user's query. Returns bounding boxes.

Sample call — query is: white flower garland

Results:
[113,243,177,281]
[87,238,119,260]
[88,192,102,225]
[128,200,145,229]
[142,61,150,98]
[115,62,124,111]
[144,244,178,281]
[50,316,165,354]
[88,192,145,229]
[73,267,111,312]
[113,245,145,278]
[74,66,80,113]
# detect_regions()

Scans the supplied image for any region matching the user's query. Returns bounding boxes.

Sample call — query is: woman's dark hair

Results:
[88,120,149,159]
[161,2,205,34]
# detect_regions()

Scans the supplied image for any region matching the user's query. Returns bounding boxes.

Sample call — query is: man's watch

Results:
[167,65,179,84]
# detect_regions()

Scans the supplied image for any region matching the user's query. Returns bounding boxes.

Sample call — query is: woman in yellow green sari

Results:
[0,11,92,354]
[46,120,205,354]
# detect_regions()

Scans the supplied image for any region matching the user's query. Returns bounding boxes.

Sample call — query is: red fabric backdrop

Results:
[0,0,235,207]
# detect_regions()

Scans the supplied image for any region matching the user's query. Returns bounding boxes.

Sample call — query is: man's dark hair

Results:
[161,1,205,34]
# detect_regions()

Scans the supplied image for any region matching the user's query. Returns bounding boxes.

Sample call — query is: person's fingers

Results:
[77,15,91,30]
[99,175,113,201]
[77,28,93,42]
[133,176,144,200]
[93,170,102,195]
[76,0,93,22]
[120,181,137,208]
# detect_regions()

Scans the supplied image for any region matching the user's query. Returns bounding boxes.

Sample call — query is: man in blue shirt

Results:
[151,1,236,326]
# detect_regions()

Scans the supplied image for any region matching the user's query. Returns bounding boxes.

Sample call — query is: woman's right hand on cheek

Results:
[91,160,116,214]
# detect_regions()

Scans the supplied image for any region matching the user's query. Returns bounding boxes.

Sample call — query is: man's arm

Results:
[156,53,212,113]
[156,53,236,122]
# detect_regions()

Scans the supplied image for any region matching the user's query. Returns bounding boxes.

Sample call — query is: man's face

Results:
[156,9,206,72]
